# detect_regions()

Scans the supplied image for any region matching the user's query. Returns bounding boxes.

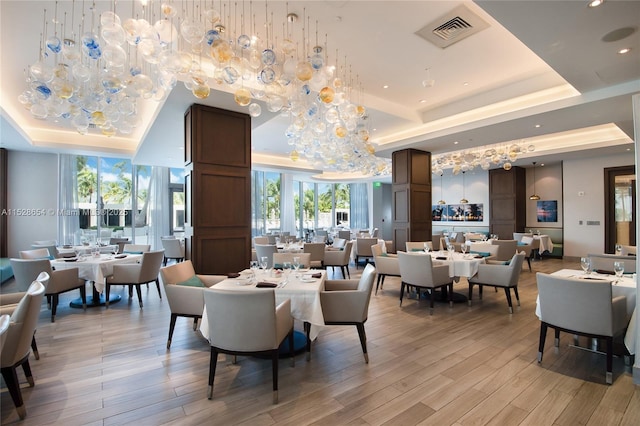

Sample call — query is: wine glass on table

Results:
[580,257,591,275]
[613,261,624,283]
[292,256,301,278]
[250,260,259,281]
[423,242,430,253]
[461,243,467,255]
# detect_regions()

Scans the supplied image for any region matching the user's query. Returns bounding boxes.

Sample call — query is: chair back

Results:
[343,241,354,261]
[620,245,636,256]
[398,252,436,287]
[465,232,485,242]
[371,244,384,258]
[160,260,197,284]
[356,238,378,257]
[468,242,499,258]
[266,235,278,245]
[536,272,618,336]
[204,288,279,351]
[255,244,278,269]
[405,241,431,252]
[371,228,379,238]
[304,243,325,263]
[357,264,376,321]
[312,235,327,243]
[19,248,52,259]
[506,252,526,285]
[316,230,328,237]
[0,314,10,353]
[338,230,351,240]
[9,258,53,291]
[31,243,58,259]
[490,239,518,261]
[272,252,311,268]
[512,232,533,242]
[254,236,270,245]
[331,238,346,249]
[109,237,129,245]
[123,244,151,253]
[1,280,46,367]
[161,238,185,258]
[139,250,165,283]
[588,253,636,273]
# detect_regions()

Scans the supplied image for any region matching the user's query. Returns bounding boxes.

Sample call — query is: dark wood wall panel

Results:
[0,148,7,257]
[489,167,525,238]
[185,104,251,274]
[392,149,432,252]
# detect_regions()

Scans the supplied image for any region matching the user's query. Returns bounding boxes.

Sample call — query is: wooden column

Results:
[489,166,525,238]
[184,104,251,274]
[392,149,432,252]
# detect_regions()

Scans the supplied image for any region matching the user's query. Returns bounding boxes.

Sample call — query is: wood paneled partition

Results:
[392,149,432,252]
[489,166,525,238]
[184,104,251,274]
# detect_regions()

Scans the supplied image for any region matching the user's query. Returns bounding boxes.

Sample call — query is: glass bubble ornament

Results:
[30,103,48,119]
[319,87,335,104]
[154,19,178,46]
[52,79,74,99]
[46,36,62,54]
[204,8,221,23]
[295,61,313,81]
[503,162,512,171]
[266,95,284,112]
[101,124,117,137]
[132,73,154,97]
[290,149,300,161]
[259,67,276,85]
[161,3,178,18]
[180,20,204,45]
[102,45,127,68]
[123,18,142,45]
[234,88,251,106]
[101,23,126,46]
[192,83,210,99]
[210,39,232,63]
[261,49,276,65]
[222,66,240,85]
[248,103,262,117]
[281,39,296,55]
[30,61,54,83]
[91,111,107,126]
[310,53,324,70]
[237,34,251,49]
[334,124,347,138]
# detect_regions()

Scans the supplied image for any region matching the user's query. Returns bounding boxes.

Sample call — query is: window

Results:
[169,168,185,235]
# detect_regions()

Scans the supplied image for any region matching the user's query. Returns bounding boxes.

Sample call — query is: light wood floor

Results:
[1,257,639,425]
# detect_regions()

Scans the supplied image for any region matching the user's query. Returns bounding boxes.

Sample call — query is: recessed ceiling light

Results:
[372,128,377,132]
[618,47,631,54]
[588,0,603,8]
[383,85,389,89]
[535,124,541,128]
[453,141,459,145]
[419,99,427,103]
[463,82,469,86]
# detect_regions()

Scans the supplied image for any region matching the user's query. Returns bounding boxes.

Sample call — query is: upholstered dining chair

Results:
[354,238,378,267]
[31,240,59,259]
[254,244,278,269]
[272,253,311,269]
[371,244,400,294]
[160,238,185,266]
[405,241,432,252]
[397,251,454,314]
[324,241,353,279]
[109,237,130,254]
[159,260,226,349]
[105,250,165,308]
[303,243,325,269]
[588,253,637,274]
[0,314,10,352]
[203,288,294,404]
[536,272,628,384]
[10,258,86,322]
[320,264,376,363]
[122,244,151,254]
[489,239,519,263]
[331,237,347,250]
[0,278,46,419]
[337,230,351,240]
[519,236,540,271]
[620,245,636,256]
[467,252,526,313]
[254,236,270,245]
[19,248,53,260]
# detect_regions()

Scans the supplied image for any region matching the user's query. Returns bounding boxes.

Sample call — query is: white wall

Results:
[563,153,635,258]
[526,162,563,230]
[7,151,58,257]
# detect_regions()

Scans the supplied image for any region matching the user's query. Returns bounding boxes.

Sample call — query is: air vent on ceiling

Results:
[415,4,489,49]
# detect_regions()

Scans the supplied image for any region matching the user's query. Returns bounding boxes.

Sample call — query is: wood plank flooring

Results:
[1,257,639,425]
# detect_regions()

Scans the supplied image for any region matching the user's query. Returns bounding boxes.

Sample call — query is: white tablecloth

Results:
[535,235,554,254]
[535,269,636,355]
[200,270,326,341]
[51,254,142,293]
[57,245,117,255]
[429,251,485,278]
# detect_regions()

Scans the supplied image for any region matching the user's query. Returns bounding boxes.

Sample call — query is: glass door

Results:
[605,166,636,253]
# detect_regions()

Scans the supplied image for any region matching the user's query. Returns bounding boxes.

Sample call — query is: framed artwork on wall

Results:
[537,200,558,222]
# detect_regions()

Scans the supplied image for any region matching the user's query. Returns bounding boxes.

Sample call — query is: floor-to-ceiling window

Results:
[169,168,185,236]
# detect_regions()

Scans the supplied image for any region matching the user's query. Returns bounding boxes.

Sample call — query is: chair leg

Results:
[155,279,162,299]
[21,358,34,387]
[289,328,295,367]
[513,287,520,306]
[135,285,143,308]
[448,283,454,308]
[429,289,435,315]
[468,283,473,306]
[375,274,382,295]
[554,329,561,348]
[538,322,548,362]
[399,282,405,306]
[31,334,39,360]
[1,366,26,419]
[606,336,613,384]
[272,350,279,404]
[304,321,311,361]
[479,285,484,300]
[105,284,111,308]
[527,257,532,272]
[207,347,218,399]
[193,317,199,331]
[503,287,513,314]
[167,313,177,349]
[356,323,369,363]
[51,293,58,322]
[380,275,386,291]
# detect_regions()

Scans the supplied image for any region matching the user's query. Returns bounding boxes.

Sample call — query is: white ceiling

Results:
[1,1,639,180]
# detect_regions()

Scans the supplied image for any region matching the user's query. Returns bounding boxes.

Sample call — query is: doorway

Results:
[604,166,636,253]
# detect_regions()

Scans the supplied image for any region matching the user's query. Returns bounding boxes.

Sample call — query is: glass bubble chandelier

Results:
[431,140,535,176]
[18,0,390,176]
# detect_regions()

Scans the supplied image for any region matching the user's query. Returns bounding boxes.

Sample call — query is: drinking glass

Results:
[615,244,622,254]
[613,261,624,279]
[580,257,591,275]
[461,244,467,255]
[250,260,259,281]
[423,242,430,253]
[260,256,268,271]
[292,256,301,277]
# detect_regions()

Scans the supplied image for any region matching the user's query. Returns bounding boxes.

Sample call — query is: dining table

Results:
[57,244,118,256]
[200,269,327,357]
[51,253,142,307]
[535,269,636,355]
[534,234,554,256]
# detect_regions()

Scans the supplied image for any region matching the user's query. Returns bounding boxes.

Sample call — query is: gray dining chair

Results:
[468,252,526,313]
[397,251,454,314]
[105,250,165,308]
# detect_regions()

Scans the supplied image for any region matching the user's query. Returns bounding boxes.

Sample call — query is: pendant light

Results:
[529,162,541,200]
[438,172,446,205]
[460,171,469,204]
